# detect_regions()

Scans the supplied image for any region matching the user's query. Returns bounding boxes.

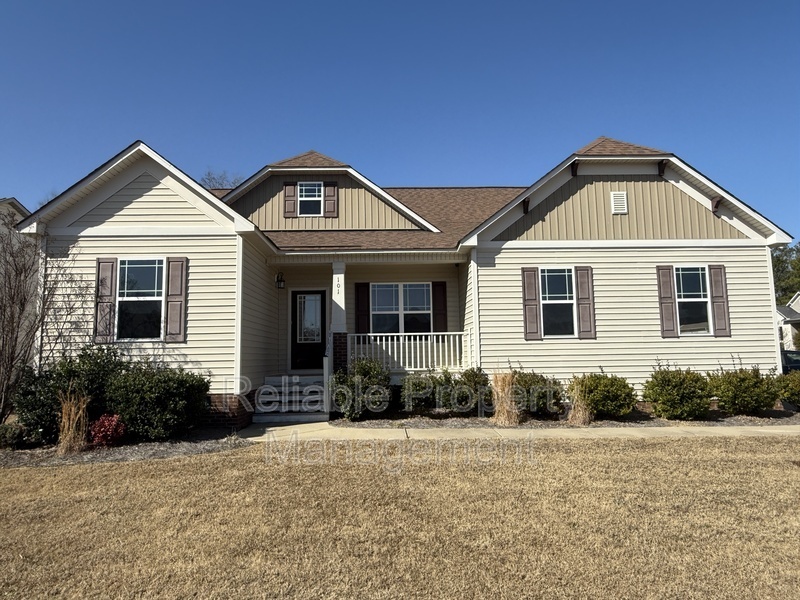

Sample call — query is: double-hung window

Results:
[540,268,575,336]
[297,182,323,216]
[674,266,710,334]
[117,259,164,340]
[371,283,432,333]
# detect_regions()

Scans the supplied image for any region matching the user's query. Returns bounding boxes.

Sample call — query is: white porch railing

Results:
[347,332,468,372]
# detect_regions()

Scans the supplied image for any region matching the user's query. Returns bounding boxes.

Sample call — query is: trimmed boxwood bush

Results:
[400,367,492,412]
[513,370,564,417]
[707,367,779,415]
[107,364,209,441]
[643,364,710,420]
[13,367,61,445]
[568,373,637,419]
[401,371,438,411]
[333,357,391,420]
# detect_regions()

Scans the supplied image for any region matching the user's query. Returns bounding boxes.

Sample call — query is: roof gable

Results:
[0,197,30,219]
[17,141,260,237]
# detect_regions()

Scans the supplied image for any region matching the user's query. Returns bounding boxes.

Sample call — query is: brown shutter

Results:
[432,281,447,332]
[283,182,297,218]
[164,257,188,343]
[323,182,338,218]
[355,282,370,334]
[656,265,678,338]
[575,266,596,339]
[708,264,731,337]
[521,267,541,341]
[94,258,117,344]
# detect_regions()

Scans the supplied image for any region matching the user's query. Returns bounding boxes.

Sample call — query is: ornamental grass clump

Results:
[57,381,89,455]
[490,371,521,426]
[643,363,710,420]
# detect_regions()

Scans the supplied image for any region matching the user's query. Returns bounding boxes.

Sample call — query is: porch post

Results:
[331,262,348,372]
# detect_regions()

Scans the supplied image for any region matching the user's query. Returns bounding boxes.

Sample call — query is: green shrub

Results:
[456,367,492,410]
[777,371,800,406]
[643,364,710,420]
[13,367,60,445]
[107,364,209,441]
[401,371,437,411]
[707,367,779,415]
[568,373,637,419]
[513,370,564,417]
[0,423,26,449]
[333,358,391,420]
[70,345,127,419]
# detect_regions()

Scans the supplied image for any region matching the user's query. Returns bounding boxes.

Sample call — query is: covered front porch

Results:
[268,255,473,375]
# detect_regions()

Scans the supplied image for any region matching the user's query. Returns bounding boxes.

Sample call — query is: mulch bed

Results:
[330,403,800,429]
[0,427,251,469]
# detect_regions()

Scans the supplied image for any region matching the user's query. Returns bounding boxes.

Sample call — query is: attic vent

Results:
[610,191,628,215]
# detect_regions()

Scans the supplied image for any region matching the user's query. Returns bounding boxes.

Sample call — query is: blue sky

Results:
[1,0,798,237]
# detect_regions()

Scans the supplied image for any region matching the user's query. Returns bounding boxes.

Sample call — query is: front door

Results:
[290,290,327,370]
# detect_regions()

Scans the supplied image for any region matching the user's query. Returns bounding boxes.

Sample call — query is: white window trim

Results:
[540,267,578,339]
[674,264,713,337]
[297,181,324,217]
[369,282,433,334]
[115,257,167,342]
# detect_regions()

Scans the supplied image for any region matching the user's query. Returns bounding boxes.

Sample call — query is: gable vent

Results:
[610,191,628,215]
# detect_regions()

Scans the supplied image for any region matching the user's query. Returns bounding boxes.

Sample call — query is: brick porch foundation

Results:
[333,332,348,372]
[205,392,254,430]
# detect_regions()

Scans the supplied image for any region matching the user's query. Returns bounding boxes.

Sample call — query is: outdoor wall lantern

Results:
[275,272,286,289]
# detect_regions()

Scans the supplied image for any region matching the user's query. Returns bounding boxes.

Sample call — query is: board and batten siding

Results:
[240,238,280,387]
[494,175,747,241]
[231,174,419,231]
[476,246,776,389]
[70,173,218,227]
[44,235,238,394]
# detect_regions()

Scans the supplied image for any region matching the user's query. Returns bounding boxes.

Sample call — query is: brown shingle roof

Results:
[269,150,349,168]
[576,136,668,156]
[207,188,231,199]
[264,187,525,251]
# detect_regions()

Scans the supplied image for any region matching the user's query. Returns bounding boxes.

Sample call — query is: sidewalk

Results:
[239,422,800,442]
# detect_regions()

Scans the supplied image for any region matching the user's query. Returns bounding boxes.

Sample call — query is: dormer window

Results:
[298,182,323,216]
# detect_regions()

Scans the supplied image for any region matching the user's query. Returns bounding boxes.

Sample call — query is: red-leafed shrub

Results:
[90,414,126,447]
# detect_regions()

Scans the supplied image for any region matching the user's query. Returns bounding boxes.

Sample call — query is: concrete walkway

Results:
[239,422,800,442]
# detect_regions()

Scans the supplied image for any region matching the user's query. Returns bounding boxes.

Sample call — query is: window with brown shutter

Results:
[165,257,188,343]
[283,182,297,218]
[708,264,731,337]
[323,182,338,218]
[574,266,596,339]
[521,267,541,340]
[355,282,370,334]
[432,281,447,332]
[656,265,679,338]
[94,258,117,344]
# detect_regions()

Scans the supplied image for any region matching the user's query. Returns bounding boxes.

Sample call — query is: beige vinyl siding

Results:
[476,246,776,389]
[345,264,461,334]
[494,175,747,241]
[43,235,238,394]
[240,238,280,386]
[232,174,419,231]
[70,173,218,227]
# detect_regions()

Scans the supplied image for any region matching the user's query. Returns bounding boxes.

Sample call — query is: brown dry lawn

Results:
[1,436,799,599]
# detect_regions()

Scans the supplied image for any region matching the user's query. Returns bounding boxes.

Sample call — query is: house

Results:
[1,197,31,223]
[17,137,792,426]
[778,292,800,350]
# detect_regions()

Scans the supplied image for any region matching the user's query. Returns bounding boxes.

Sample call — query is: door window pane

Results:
[297,294,321,343]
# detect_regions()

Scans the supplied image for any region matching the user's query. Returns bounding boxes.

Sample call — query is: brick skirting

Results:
[205,393,254,430]
[333,332,348,372]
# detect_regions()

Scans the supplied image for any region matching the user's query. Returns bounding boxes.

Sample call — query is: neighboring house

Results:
[778,292,800,350]
[0,197,31,223]
[17,137,792,426]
